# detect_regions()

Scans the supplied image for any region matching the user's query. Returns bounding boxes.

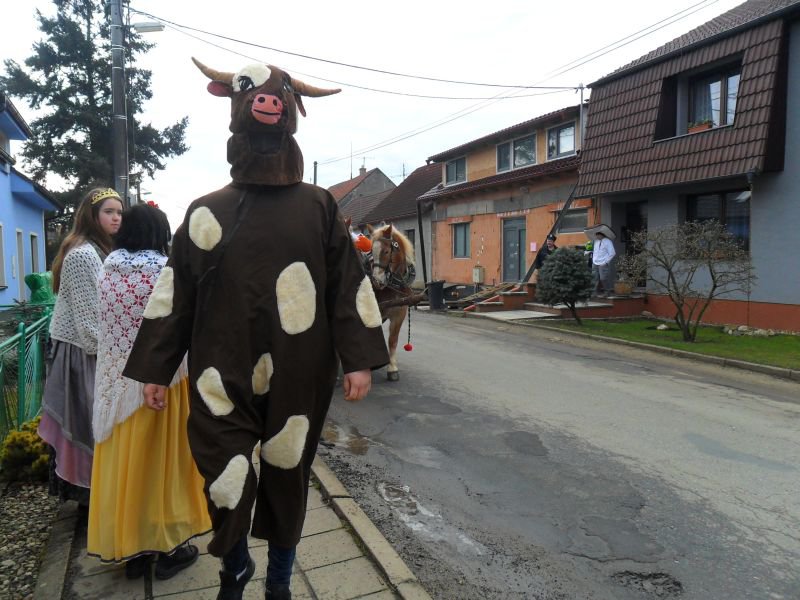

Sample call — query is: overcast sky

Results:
[2,0,744,227]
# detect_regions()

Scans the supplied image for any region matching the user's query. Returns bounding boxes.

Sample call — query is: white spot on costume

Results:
[252,353,274,395]
[276,262,316,334]
[197,367,235,416]
[209,454,250,510]
[142,267,174,319]
[189,206,223,251]
[233,64,272,91]
[356,276,382,328]
[261,416,310,470]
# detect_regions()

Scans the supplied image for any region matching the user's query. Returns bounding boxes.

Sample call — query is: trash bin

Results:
[427,280,445,310]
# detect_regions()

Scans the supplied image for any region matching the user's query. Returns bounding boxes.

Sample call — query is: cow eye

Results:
[237,76,255,92]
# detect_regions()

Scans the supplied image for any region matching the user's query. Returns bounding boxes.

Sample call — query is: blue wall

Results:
[0,167,49,304]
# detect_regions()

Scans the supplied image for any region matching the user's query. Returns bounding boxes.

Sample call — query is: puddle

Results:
[321,422,371,455]
[377,482,487,556]
[503,431,548,456]
[389,445,446,469]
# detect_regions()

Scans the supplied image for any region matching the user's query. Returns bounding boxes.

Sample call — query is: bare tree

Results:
[619,221,755,342]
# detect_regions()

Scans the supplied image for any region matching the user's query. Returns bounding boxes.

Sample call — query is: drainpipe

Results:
[416,197,428,284]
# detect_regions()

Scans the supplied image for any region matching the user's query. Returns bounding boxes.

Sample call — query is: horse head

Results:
[368,224,415,291]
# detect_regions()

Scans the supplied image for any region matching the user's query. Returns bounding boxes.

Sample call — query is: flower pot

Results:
[614,281,633,296]
[688,122,712,134]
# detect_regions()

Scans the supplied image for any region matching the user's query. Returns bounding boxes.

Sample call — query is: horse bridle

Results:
[369,237,415,292]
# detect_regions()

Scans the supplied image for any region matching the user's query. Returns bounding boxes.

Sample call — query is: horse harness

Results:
[363,238,415,293]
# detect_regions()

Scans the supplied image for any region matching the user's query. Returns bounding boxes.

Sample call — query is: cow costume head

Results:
[193,58,340,186]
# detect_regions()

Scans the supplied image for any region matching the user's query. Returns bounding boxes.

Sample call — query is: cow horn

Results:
[289,76,341,97]
[191,57,234,84]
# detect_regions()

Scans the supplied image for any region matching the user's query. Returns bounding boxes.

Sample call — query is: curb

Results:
[311,457,432,600]
[33,500,79,600]
[462,311,800,382]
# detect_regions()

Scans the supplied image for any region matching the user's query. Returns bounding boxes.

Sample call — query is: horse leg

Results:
[386,306,406,382]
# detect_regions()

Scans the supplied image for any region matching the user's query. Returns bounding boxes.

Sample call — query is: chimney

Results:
[359,165,367,176]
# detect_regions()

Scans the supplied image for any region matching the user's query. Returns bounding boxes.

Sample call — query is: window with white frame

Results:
[452,223,470,258]
[445,157,466,186]
[30,233,40,273]
[496,134,536,172]
[688,65,740,129]
[547,123,576,159]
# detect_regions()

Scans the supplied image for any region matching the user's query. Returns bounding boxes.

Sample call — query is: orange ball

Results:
[355,235,372,253]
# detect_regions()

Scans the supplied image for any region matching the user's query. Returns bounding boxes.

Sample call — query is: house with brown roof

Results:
[361,163,441,286]
[421,105,590,287]
[577,0,800,331]
[327,166,395,211]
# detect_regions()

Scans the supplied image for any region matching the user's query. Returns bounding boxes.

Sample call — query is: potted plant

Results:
[688,119,713,133]
[614,253,643,296]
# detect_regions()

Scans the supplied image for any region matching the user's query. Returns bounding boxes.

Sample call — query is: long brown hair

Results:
[52,187,120,292]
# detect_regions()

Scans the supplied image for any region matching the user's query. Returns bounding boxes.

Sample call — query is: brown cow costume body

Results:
[123,59,389,560]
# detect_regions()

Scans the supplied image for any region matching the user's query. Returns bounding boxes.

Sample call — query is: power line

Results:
[319,0,724,164]
[129,7,572,90]
[151,20,577,101]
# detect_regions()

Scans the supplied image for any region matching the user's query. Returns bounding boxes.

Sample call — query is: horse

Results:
[367,224,416,381]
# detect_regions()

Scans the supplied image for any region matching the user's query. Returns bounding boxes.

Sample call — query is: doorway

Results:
[622,201,648,286]
[502,218,526,282]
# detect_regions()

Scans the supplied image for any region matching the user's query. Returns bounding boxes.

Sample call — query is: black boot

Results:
[265,582,292,600]
[155,544,199,580]
[217,557,255,600]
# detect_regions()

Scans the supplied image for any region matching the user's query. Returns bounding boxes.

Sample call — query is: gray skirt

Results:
[39,340,96,495]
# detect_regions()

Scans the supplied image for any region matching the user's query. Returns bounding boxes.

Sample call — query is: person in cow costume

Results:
[123,58,389,600]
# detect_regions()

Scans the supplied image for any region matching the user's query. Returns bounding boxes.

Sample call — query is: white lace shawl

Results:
[49,243,104,354]
[92,249,188,444]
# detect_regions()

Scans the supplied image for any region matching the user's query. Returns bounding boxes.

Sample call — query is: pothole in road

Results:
[611,571,683,597]
[377,482,487,557]
[321,422,371,455]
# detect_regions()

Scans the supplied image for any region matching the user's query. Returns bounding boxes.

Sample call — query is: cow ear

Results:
[207,81,233,97]
[294,93,307,117]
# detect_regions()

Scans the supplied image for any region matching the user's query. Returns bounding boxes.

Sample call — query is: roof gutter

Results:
[590,3,800,88]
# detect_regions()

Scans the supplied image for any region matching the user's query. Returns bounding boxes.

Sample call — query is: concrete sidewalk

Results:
[39,458,430,600]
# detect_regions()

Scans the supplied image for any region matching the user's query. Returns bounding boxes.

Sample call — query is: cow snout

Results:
[251,94,283,125]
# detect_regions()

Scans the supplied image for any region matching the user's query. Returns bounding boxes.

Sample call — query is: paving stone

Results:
[69,566,146,600]
[305,556,388,599]
[301,505,343,537]
[307,485,327,510]
[71,546,122,578]
[353,590,399,599]
[297,528,364,571]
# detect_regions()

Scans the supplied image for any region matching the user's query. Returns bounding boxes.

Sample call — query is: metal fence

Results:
[0,310,52,441]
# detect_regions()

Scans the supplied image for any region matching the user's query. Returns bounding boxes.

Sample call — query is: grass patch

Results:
[539,319,800,370]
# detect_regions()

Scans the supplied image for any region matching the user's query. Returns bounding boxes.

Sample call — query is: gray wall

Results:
[339,170,396,210]
[748,19,800,305]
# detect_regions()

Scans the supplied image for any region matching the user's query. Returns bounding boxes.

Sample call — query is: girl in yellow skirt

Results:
[88,203,211,579]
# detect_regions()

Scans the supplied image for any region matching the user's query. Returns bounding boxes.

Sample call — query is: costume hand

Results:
[343,370,371,402]
[144,384,168,411]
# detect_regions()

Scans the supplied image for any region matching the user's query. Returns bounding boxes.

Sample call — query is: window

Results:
[452,223,470,258]
[556,209,588,233]
[547,123,576,159]
[686,190,750,249]
[30,233,40,273]
[403,228,416,248]
[497,134,536,172]
[445,157,466,185]
[689,65,740,128]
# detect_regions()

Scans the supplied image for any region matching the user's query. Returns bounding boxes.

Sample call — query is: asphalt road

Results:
[322,310,800,600]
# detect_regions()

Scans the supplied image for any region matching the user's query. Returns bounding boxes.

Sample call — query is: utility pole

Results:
[110,0,129,206]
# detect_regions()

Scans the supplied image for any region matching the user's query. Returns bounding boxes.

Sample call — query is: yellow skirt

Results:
[87,378,211,562]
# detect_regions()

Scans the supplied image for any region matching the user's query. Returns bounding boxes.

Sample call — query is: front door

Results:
[623,201,648,286]
[502,218,526,282]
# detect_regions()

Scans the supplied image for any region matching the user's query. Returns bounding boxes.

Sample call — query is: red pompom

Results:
[403,343,413,352]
